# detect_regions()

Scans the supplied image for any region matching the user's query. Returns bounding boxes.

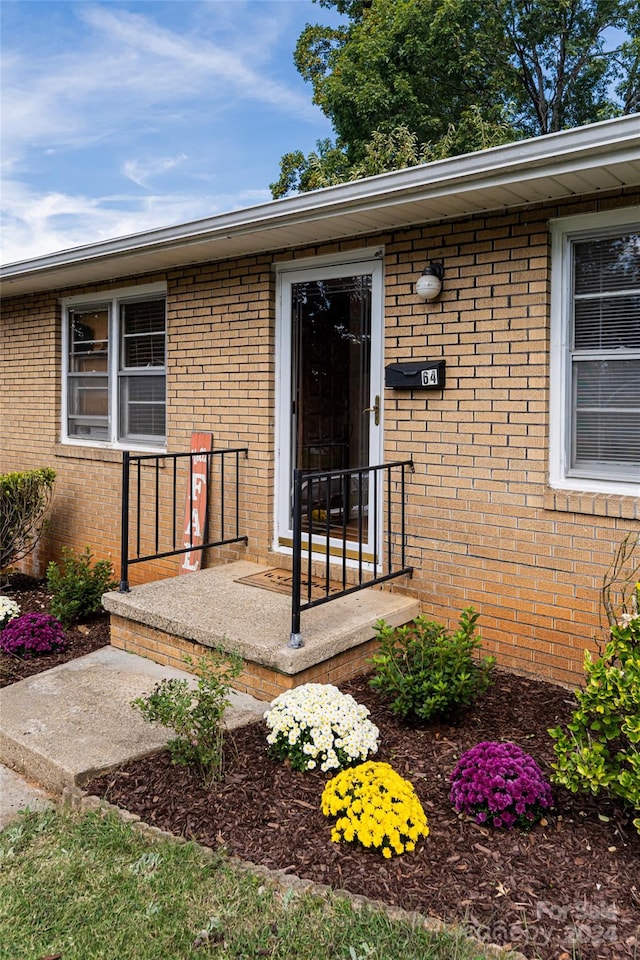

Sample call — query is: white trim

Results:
[60,281,167,307]
[549,207,640,497]
[273,246,384,274]
[548,205,640,235]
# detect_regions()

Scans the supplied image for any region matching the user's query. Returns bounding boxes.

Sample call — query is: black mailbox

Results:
[385,359,446,390]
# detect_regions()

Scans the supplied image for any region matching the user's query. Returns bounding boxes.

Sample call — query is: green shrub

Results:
[47,546,118,626]
[549,581,640,835]
[0,468,56,574]
[368,608,494,722]
[132,649,243,786]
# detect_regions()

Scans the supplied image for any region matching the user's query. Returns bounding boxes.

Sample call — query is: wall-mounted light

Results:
[415,260,444,302]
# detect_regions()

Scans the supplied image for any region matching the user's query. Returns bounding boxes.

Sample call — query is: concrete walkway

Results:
[0,646,268,829]
[0,764,54,830]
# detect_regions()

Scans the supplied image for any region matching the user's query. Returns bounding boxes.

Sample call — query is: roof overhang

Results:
[2,115,640,298]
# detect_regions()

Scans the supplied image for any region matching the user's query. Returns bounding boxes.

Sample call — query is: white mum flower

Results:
[0,596,20,628]
[264,683,379,772]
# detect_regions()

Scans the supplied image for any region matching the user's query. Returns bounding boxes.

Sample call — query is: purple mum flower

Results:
[0,612,66,658]
[449,741,553,830]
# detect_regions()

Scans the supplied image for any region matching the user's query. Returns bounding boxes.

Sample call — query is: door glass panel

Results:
[291,275,372,540]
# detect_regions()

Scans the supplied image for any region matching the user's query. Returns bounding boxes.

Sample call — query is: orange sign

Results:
[180,432,213,574]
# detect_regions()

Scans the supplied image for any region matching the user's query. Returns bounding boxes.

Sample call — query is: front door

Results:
[276,252,383,559]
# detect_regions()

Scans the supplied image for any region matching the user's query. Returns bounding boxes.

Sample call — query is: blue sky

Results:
[1,0,344,264]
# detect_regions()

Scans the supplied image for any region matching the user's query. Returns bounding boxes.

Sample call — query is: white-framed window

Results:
[550,208,640,496]
[61,282,167,448]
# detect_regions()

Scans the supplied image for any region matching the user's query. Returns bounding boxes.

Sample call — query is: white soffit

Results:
[2,115,639,297]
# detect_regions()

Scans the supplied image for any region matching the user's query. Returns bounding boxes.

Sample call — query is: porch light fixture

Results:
[415,261,444,301]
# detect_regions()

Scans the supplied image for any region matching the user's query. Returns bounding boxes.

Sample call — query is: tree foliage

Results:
[272,0,638,197]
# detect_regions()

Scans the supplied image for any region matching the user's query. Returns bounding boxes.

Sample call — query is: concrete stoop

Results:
[102,560,420,699]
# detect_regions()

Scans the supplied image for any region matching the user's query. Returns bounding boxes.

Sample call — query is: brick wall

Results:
[380,190,639,685]
[1,187,638,684]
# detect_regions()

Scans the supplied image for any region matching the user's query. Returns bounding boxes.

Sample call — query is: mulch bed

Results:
[2,576,638,958]
[0,573,110,687]
[88,673,640,960]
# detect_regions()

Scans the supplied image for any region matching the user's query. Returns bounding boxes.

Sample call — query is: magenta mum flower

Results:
[450,741,553,830]
[0,612,66,658]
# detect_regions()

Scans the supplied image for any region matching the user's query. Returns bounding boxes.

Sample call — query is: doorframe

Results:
[273,246,385,559]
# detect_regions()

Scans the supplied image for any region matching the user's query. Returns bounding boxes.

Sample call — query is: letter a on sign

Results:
[180,432,213,574]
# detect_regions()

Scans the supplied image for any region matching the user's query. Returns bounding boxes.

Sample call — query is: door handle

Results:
[363,395,380,426]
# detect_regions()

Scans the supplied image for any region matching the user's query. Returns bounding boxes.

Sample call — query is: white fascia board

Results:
[2,115,639,284]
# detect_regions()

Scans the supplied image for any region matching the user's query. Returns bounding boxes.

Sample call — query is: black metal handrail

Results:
[290,459,414,647]
[119,447,248,591]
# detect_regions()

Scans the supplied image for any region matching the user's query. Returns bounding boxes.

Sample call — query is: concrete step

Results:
[0,647,268,794]
[103,560,419,678]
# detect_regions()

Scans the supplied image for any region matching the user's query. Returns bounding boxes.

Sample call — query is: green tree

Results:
[494,0,633,134]
[616,1,640,113]
[271,0,637,197]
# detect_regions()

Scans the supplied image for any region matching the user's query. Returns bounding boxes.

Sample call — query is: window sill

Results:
[53,443,166,463]
[544,487,639,521]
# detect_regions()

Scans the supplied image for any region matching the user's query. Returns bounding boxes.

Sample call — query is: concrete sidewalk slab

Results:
[0,646,268,794]
[0,764,54,830]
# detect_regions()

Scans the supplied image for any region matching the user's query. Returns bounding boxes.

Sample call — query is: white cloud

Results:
[79,5,309,109]
[0,2,331,264]
[0,180,272,264]
[2,3,316,172]
[123,154,189,189]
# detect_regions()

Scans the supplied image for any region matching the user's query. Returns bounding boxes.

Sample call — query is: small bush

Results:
[132,649,243,787]
[265,683,379,772]
[0,596,21,631]
[549,581,640,834]
[369,608,495,722]
[0,612,66,658]
[450,741,554,829]
[47,547,118,626]
[0,468,56,575]
[321,761,429,858]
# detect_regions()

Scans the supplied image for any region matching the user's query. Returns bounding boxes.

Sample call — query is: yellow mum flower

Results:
[321,761,429,858]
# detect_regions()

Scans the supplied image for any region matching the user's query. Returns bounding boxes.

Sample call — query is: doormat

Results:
[235,567,343,599]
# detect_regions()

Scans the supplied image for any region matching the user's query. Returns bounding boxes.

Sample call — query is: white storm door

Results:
[275,252,384,559]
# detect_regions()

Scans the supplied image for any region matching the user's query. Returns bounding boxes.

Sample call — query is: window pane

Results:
[574,234,640,295]
[119,375,166,439]
[121,299,165,368]
[573,359,640,468]
[123,333,165,367]
[67,375,109,439]
[574,294,640,350]
[69,307,108,373]
[575,412,640,466]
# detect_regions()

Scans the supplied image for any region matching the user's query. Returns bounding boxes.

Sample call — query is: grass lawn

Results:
[0,808,499,960]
